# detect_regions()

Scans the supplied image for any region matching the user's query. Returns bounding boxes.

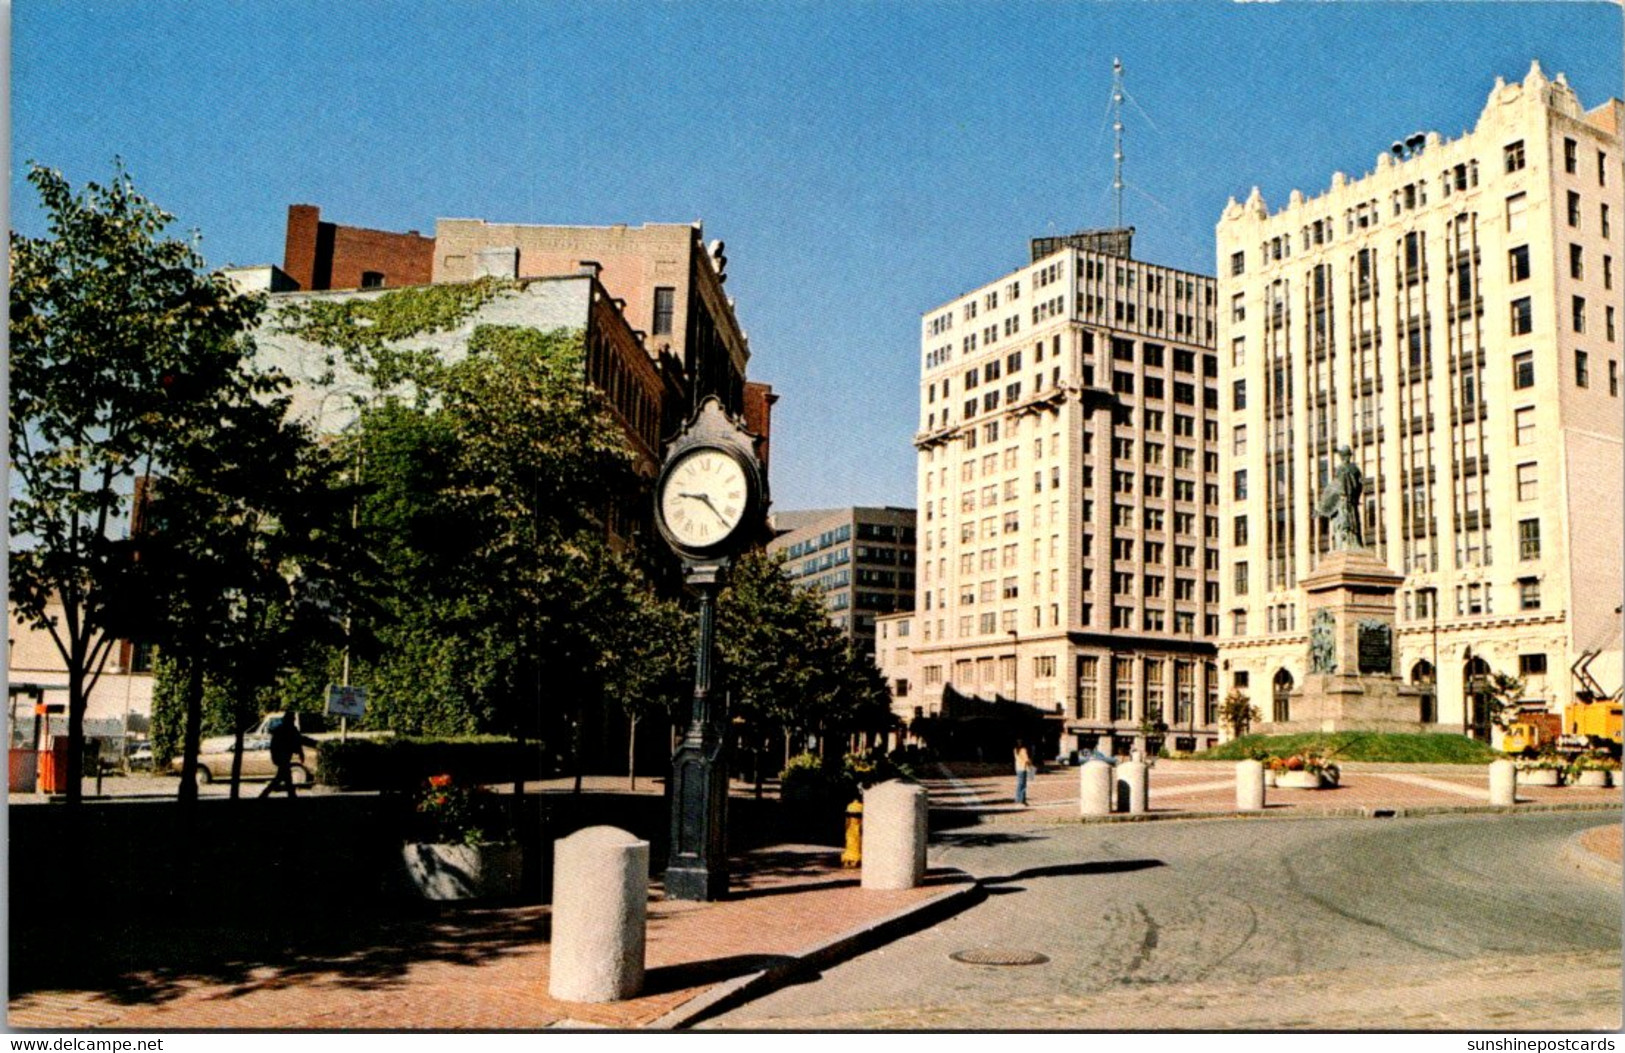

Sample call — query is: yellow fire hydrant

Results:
[841,799,864,868]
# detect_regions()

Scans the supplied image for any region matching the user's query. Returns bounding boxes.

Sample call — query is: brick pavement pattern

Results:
[8,848,956,1031]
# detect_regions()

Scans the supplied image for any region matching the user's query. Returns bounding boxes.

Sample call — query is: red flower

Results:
[428,774,452,789]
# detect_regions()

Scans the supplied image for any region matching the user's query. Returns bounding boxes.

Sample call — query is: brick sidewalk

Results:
[7,846,972,1031]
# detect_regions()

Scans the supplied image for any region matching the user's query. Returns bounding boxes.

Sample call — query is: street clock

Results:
[654,397,765,562]
[653,394,768,902]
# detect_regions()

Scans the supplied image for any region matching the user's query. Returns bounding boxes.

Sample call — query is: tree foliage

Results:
[716,551,894,762]
[9,163,278,803]
[292,318,673,765]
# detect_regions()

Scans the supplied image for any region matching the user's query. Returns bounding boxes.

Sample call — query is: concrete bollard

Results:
[862,779,928,890]
[1079,760,1114,817]
[549,826,648,1003]
[1489,758,1517,807]
[1117,759,1149,814]
[1236,759,1266,811]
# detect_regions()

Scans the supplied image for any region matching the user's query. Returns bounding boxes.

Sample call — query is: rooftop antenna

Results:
[1112,57,1125,229]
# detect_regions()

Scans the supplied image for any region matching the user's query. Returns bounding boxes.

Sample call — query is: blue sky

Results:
[11,2,1623,511]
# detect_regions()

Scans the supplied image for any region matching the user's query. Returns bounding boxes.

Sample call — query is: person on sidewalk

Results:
[1013,739,1035,806]
[260,712,315,798]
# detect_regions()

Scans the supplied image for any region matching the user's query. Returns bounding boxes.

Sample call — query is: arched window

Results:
[1412,660,1436,723]
[1272,668,1294,723]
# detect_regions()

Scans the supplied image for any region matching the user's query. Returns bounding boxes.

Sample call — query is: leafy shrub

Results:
[888,744,937,780]
[843,749,901,789]
[407,774,516,846]
[779,752,836,804]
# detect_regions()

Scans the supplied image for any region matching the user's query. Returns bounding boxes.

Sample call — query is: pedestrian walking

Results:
[260,711,314,798]
[1013,739,1035,806]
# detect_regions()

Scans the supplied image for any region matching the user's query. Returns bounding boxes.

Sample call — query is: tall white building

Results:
[911,231,1224,757]
[1216,63,1623,737]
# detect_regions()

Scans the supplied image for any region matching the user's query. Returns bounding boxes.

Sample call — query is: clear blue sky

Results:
[11,2,1623,512]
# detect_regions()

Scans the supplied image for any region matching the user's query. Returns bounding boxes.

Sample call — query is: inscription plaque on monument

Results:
[1357,619,1393,675]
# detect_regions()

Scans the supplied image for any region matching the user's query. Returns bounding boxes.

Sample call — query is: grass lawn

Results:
[1191,731,1502,765]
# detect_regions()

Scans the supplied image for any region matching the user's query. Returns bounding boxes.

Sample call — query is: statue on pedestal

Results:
[1317,446,1365,551]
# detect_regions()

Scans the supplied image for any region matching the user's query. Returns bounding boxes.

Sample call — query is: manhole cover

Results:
[950,948,1050,966]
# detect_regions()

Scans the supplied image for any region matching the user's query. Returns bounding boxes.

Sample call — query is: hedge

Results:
[315,736,553,791]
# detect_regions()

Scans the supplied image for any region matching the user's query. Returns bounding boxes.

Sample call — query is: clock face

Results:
[660,447,750,550]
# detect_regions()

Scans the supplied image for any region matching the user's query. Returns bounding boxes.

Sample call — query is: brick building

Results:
[282,204,434,292]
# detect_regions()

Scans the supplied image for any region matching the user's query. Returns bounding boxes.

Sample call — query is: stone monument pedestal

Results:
[1273,548,1426,733]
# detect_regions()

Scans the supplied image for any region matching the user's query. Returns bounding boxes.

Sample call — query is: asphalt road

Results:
[706,812,1623,1031]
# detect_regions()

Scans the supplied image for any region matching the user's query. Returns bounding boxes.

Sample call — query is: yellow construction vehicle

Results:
[1502,712,1561,757]
[1561,699,1623,756]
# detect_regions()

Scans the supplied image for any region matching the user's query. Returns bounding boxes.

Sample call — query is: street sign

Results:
[325,684,367,719]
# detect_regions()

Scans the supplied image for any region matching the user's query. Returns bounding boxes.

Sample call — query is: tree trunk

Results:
[177,659,205,807]
[571,712,584,796]
[64,666,87,807]
[229,725,245,801]
[627,714,639,791]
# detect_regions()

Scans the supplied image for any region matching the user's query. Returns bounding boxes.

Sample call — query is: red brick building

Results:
[282,204,434,291]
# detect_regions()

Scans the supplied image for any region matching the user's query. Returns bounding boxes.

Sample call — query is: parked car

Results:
[126,742,154,771]
[169,730,312,785]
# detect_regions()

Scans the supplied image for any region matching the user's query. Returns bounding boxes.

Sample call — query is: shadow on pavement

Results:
[932,830,1050,849]
[20,904,547,1007]
[642,954,796,996]
[982,859,1165,886]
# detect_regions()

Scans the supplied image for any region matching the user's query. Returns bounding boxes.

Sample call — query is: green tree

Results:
[131,414,358,804]
[281,315,671,775]
[1482,671,1528,733]
[592,559,690,790]
[716,551,893,777]
[9,163,264,804]
[1221,689,1260,740]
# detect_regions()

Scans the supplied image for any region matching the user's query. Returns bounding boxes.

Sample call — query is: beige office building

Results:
[912,231,1224,756]
[1216,63,1623,737]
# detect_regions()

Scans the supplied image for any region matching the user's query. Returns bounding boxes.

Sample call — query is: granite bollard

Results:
[1079,760,1113,817]
[1236,759,1266,811]
[548,826,648,1003]
[1489,758,1517,807]
[1117,759,1148,814]
[861,779,928,890]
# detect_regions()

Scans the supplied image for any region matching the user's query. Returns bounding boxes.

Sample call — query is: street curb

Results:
[1062,800,1623,825]
[1560,828,1624,884]
[645,869,985,1030]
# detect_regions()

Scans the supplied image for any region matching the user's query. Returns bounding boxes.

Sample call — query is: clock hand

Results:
[677,491,731,526]
[694,493,731,525]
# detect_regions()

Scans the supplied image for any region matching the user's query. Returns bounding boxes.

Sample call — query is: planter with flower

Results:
[1516,755,1567,787]
[1276,752,1340,789]
[1263,755,1286,787]
[401,774,522,901]
[1568,754,1620,788]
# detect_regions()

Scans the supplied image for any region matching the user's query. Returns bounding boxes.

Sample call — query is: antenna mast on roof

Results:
[1112,57,1125,230]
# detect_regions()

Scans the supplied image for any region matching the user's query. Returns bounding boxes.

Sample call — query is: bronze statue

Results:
[1317,445,1365,551]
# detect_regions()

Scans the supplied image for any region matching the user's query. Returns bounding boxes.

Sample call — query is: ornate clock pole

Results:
[654,396,767,901]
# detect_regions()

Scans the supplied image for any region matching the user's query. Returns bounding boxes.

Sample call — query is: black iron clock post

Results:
[654,396,766,901]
